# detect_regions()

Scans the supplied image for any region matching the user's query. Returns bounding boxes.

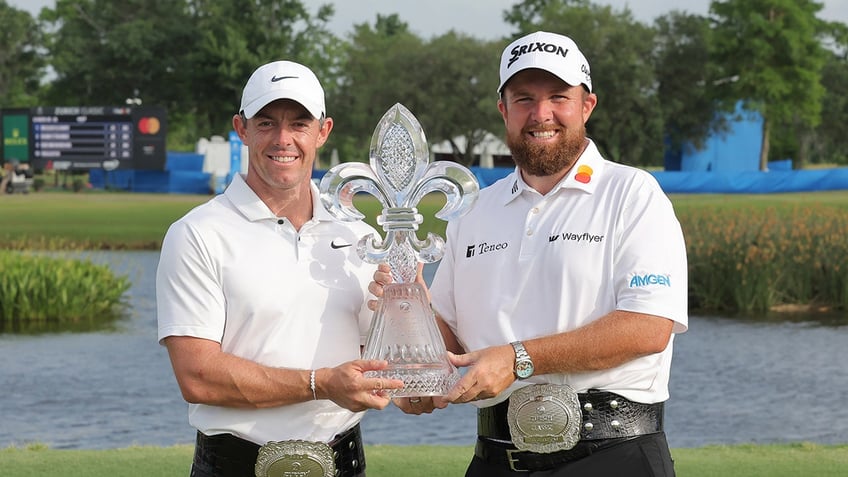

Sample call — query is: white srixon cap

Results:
[240,60,325,119]
[498,31,592,94]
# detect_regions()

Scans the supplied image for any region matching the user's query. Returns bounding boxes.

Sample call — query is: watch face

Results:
[515,360,534,379]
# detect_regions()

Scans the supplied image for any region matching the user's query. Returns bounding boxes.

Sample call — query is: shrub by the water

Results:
[0,251,130,330]
[681,205,848,314]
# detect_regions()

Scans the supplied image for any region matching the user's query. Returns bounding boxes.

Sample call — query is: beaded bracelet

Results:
[309,369,317,400]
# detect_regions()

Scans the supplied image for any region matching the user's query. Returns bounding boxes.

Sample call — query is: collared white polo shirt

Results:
[430,140,688,406]
[157,174,378,444]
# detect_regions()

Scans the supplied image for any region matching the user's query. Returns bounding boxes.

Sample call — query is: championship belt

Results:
[506,383,582,453]
[255,440,335,477]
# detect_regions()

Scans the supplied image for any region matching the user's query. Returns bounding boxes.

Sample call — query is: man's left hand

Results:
[443,347,515,403]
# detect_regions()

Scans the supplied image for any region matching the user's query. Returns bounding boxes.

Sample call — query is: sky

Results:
[10,0,848,40]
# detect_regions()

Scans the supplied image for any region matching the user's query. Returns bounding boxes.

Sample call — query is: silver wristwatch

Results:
[510,341,535,379]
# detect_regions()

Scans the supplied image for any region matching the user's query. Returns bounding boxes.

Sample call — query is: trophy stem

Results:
[362,282,460,397]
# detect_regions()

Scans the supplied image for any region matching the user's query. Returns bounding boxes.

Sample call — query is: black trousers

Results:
[465,432,676,477]
[189,426,366,477]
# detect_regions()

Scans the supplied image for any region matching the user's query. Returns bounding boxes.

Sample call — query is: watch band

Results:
[511,341,534,379]
[511,341,530,361]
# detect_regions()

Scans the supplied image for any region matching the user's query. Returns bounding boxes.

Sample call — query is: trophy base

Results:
[365,363,460,397]
[363,282,460,397]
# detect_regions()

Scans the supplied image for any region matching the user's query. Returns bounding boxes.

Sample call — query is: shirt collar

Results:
[503,139,605,204]
[224,174,334,222]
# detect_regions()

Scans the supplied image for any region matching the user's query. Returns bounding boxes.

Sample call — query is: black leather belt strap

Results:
[475,390,664,472]
[478,389,664,441]
[193,424,365,477]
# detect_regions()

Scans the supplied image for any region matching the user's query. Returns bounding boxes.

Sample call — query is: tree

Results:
[40,0,196,109]
[331,19,502,168]
[505,0,664,167]
[808,21,848,164]
[0,0,46,107]
[329,14,425,163]
[186,0,343,140]
[653,11,727,154]
[710,0,828,170]
[401,32,503,167]
[38,0,341,150]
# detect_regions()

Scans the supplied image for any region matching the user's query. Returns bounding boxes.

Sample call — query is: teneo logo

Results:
[466,242,508,258]
[548,232,604,243]
[629,274,672,288]
[508,42,569,67]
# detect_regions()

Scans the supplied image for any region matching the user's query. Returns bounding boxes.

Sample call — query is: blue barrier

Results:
[651,168,848,194]
[315,166,848,194]
[93,157,848,195]
[89,151,212,194]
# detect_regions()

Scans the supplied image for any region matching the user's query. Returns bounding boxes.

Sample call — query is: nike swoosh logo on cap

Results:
[271,75,297,82]
[331,241,352,249]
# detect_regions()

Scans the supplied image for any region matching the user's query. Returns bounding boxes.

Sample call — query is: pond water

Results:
[1,251,846,449]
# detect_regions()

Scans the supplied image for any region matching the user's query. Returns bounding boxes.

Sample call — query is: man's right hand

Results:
[318,359,404,412]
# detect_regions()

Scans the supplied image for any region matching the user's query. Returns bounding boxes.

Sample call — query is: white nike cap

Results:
[498,31,592,94]
[240,60,325,119]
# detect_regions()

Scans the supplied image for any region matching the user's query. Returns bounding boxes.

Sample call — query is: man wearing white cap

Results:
[380,31,687,475]
[157,60,402,477]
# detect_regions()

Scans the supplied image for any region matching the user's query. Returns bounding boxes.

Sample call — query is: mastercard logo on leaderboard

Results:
[137,117,161,135]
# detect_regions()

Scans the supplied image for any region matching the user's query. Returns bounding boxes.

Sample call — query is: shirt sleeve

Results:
[156,219,227,344]
[613,173,689,334]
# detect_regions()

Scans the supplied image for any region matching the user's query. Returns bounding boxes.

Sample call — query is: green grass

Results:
[0,191,449,250]
[2,443,846,477]
[3,190,848,250]
[0,191,209,249]
[670,190,848,212]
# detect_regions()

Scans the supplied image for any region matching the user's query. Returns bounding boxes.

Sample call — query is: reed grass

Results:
[681,204,848,314]
[0,251,130,331]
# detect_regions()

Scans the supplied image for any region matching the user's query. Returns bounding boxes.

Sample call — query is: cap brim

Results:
[242,90,323,120]
[498,66,590,94]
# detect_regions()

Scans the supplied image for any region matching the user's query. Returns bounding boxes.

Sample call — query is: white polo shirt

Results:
[157,174,378,445]
[430,140,688,406]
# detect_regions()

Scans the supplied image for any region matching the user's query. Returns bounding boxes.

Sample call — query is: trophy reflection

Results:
[319,103,479,396]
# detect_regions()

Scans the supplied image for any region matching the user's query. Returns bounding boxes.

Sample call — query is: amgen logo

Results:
[629,274,671,288]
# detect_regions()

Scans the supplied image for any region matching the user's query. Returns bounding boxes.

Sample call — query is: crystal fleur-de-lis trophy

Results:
[319,103,479,397]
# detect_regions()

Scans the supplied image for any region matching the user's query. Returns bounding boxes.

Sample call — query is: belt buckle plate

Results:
[255,440,335,477]
[507,383,582,454]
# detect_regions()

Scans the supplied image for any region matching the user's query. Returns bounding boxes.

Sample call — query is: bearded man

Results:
[375,31,689,477]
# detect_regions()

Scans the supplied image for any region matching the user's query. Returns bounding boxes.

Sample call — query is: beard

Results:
[506,124,586,177]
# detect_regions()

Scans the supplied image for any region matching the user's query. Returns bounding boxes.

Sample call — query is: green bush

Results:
[0,251,130,331]
[72,178,85,192]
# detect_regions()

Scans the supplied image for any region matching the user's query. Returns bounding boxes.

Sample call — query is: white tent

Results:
[430,131,509,168]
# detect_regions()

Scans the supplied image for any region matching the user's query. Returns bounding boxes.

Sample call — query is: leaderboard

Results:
[1,106,167,171]
[32,107,134,167]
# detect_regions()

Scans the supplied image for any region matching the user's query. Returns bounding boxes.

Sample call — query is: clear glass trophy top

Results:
[319,103,479,396]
